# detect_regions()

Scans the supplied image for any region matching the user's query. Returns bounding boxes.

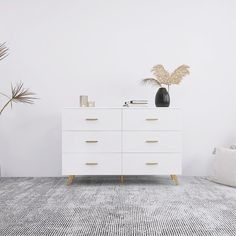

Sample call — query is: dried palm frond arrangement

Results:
[0,42,37,115]
[142,64,190,90]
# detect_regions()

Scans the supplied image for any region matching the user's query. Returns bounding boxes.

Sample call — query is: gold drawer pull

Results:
[85,162,98,165]
[85,118,98,121]
[85,140,98,143]
[146,162,158,165]
[146,118,158,121]
[146,140,158,143]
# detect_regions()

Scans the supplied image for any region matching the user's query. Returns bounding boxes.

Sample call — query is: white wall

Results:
[0,0,236,177]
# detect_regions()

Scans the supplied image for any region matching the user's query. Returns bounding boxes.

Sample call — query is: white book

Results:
[125,104,148,107]
[130,100,148,104]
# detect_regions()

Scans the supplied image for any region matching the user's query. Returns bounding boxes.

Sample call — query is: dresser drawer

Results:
[123,153,181,175]
[123,108,181,130]
[62,108,121,130]
[123,131,181,152]
[62,153,121,175]
[62,131,122,153]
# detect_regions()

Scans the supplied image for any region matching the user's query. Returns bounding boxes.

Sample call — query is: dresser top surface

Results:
[64,107,180,109]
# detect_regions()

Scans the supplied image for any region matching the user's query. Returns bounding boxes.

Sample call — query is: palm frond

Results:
[11,82,37,104]
[142,78,162,87]
[0,81,38,115]
[0,42,9,61]
[0,42,38,115]
[169,64,190,84]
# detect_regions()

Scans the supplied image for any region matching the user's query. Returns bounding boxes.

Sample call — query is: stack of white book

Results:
[123,100,148,107]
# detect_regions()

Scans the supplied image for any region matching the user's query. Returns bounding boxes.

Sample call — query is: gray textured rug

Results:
[0,176,235,236]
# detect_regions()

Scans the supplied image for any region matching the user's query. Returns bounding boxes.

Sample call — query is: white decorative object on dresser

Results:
[62,107,182,185]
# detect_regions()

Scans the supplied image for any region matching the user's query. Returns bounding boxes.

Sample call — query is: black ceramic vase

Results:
[155,87,170,107]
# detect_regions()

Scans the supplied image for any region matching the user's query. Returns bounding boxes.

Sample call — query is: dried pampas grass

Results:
[142,64,190,88]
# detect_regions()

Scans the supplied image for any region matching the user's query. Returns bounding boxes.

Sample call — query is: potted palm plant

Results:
[0,42,37,115]
[142,64,190,107]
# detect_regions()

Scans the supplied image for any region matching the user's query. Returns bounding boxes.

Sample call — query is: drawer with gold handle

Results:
[146,162,158,165]
[123,108,181,130]
[62,153,122,175]
[122,153,182,175]
[145,118,159,121]
[85,162,98,165]
[145,140,159,143]
[62,131,121,153]
[85,118,98,121]
[123,131,181,152]
[62,108,121,130]
[85,140,98,143]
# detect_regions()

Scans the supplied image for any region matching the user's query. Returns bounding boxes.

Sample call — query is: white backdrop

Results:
[0,0,236,176]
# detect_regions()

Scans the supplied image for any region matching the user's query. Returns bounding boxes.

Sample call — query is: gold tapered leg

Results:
[120,176,124,183]
[170,175,179,185]
[67,175,75,185]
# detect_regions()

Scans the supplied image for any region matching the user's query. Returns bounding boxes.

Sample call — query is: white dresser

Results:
[62,107,182,184]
